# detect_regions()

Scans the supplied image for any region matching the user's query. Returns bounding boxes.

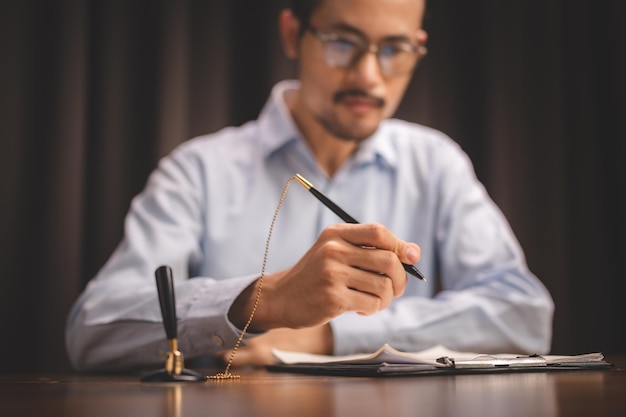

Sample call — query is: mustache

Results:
[333,90,385,107]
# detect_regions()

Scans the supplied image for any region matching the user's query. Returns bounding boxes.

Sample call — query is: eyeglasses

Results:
[306,25,427,77]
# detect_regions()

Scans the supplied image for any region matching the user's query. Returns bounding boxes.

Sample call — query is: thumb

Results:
[398,242,421,265]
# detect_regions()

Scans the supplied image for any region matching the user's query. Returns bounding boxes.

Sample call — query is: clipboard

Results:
[266,344,613,377]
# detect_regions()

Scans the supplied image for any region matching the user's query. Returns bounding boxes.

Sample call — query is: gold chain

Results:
[209,175,295,380]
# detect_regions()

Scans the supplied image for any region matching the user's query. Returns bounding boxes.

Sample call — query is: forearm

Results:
[66,274,259,372]
[331,269,554,355]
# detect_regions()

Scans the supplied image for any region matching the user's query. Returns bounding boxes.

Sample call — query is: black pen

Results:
[294,173,426,281]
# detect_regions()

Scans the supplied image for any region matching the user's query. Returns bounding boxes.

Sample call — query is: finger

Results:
[226,345,275,367]
[351,248,407,298]
[332,223,419,288]
[344,285,384,315]
[228,348,253,367]
[332,223,420,263]
[310,239,396,299]
[218,347,256,367]
[306,260,388,315]
[401,243,421,265]
[341,265,394,309]
[215,349,232,364]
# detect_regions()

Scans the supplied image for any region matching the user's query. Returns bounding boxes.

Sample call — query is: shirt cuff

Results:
[178,273,260,355]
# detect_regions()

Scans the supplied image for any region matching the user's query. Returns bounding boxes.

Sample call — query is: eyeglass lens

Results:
[321,36,423,76]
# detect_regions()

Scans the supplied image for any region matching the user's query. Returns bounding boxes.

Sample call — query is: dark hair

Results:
[290,0,429,36]
[290,0,322,36]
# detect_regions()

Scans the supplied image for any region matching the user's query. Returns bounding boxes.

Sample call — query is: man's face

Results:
[294,0,426,142]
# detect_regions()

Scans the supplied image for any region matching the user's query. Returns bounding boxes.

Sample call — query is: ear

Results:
[417,29,428,46]
[279,9,300,59]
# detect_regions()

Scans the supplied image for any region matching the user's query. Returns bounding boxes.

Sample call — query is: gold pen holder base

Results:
[140,367,206,382]
[140,346,206,382]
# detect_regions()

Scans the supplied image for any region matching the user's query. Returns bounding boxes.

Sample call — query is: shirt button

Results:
[211,335,224,346]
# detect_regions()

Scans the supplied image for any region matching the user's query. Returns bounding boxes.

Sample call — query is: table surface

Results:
[2,356,626,417]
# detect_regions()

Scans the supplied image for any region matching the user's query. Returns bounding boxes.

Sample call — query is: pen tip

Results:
[404,263,426,282]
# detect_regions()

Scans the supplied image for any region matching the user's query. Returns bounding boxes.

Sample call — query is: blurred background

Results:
[1,0,624,373]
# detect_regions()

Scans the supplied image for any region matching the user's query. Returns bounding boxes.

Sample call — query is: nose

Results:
[348,46,384,86]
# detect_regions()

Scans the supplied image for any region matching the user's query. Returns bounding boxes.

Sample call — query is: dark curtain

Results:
[1,0,624,373]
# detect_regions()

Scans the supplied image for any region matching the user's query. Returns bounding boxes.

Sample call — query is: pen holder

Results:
[140,359,206,382]
[140,266,206,382]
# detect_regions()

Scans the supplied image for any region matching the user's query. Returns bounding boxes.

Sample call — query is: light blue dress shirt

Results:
[66,80,554,371]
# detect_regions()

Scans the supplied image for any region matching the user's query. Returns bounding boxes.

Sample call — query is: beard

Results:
[314,89,386,142]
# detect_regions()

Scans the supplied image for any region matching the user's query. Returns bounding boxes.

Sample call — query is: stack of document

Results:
[268,344,611,376]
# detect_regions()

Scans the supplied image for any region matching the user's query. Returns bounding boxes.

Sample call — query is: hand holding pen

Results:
[294,173,426,281]
[229,174,423,332]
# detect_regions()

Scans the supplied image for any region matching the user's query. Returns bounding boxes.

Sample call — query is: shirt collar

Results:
[352,125,398,170]
[257,80,302,159]
[257,80,398,170]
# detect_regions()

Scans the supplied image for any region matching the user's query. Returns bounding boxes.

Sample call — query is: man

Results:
[66,0,554,371]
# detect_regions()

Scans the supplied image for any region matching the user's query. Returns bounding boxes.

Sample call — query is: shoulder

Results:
[146,121,262,193]
[176,121,261,161]
[166,121,263,174]
[381,119,472,171]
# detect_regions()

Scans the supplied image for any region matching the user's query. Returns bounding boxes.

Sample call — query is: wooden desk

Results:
[2,356,625,417]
